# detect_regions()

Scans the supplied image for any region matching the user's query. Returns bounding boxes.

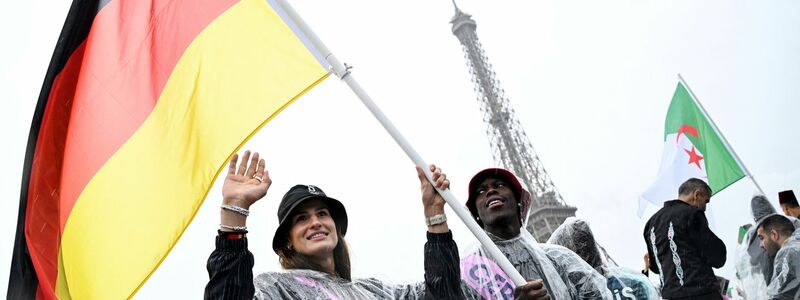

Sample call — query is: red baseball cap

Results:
[466,168,530,227]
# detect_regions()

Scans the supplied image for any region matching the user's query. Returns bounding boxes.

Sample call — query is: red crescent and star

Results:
[677,124,704,170]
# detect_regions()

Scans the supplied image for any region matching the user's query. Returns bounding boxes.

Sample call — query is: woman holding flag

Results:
[203,150,463,299]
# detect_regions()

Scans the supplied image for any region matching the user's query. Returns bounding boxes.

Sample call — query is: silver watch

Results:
[426,214,447,226]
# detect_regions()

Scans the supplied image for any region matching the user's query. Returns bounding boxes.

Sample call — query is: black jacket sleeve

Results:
[424,231,463,299]
[689,210,726,268]
[204,235,255,300]
[643,221,660,274]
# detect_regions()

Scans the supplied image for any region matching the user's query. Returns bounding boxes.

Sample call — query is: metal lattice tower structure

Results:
[450,2,576,242]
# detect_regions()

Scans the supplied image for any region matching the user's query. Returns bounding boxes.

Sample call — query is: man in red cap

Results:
[459,168,611,299]
[779,190,800,218]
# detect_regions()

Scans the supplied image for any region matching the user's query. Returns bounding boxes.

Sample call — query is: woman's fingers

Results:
[227,154,238,175]
[254,158,270,185]
[262,169,271,186]
[245,152,259,178]
[237,150,251,176]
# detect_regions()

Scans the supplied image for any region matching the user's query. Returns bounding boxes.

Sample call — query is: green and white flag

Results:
[638,81,746,217]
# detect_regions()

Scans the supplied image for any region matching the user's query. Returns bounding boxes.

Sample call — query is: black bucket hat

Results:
[271,184,348,253]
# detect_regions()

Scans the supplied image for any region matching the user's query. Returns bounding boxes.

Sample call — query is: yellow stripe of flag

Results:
[57,0,329,298]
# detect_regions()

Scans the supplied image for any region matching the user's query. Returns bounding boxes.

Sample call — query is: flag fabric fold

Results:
[8,0,329,298]
[638,81,745,217]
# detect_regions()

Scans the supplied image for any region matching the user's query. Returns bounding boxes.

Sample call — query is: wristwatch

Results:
[426,214,447,226]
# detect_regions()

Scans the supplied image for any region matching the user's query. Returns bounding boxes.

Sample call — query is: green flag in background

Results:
[638,81,745,216]
[738,224,752,244]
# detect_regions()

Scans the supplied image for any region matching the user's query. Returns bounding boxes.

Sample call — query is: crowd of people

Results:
[203,150,798,299]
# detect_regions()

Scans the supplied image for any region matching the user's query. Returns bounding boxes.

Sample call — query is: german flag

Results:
[7,0,329,298]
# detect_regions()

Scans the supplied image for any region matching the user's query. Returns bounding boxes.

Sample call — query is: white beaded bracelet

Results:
[220,224,247,232]
[221,204,250,217]
[425,214,447,226]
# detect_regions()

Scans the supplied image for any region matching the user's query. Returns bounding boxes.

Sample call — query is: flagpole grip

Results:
[677,74,765,196]
[273,0,527,286]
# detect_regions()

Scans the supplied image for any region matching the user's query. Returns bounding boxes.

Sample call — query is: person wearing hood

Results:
[757,214,800,299]
[548,217,660,300]
[736,195,800,298]
[459,168,612,299]
[643,178,726,299]
[204,151,463,299]
[735,195,779,299]
[749,195,782,283]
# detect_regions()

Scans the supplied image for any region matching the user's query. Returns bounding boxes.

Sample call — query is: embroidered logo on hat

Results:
[308,185,320,195]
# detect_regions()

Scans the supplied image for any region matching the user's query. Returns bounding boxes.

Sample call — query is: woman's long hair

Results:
[277,231,352,281]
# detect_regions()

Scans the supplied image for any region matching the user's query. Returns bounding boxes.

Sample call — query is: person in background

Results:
[757,214,800,299]
[643,178,726,300]
[747,196,781,283]
[779,190,800,218]
[548,217,660,300]
[734,195,779,299]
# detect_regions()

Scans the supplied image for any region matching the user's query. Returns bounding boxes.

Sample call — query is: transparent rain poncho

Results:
[734,236,768,300]
[548,217,660,300]
[206,226,461,299]
[458,230,612,299]
[767,228,800,299]
[253,269,428,299]
[457,189,612,299]
[735,196,800,299]
[734,195,776,299]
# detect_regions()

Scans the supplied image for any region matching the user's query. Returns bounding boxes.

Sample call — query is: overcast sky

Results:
[2,0,799,298]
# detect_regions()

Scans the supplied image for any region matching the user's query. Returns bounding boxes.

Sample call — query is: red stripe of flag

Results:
[14,0,237,298]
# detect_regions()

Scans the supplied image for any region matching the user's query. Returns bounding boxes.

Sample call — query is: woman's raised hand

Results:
[222,150,271,209]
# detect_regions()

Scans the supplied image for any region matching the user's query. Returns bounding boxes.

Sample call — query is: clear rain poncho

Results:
[734,195,777,299]
[457,188,612,300]
[736,195,800,299]
[205,229,462,299]
[547,217,660,300]
[767,228,800,299]
[253,269,427,299]
[734,237,768,300]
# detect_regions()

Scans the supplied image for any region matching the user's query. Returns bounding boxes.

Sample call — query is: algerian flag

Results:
[638,81,746,217]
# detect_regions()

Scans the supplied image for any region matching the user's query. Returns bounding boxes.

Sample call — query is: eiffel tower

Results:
[450,2,576,242]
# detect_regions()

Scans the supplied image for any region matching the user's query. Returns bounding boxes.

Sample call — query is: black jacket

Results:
[643,200,726,299]
[205,231,462,299]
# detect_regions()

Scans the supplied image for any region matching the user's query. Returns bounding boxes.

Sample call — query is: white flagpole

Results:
[273,0,527,286]
[677,74,766,196]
